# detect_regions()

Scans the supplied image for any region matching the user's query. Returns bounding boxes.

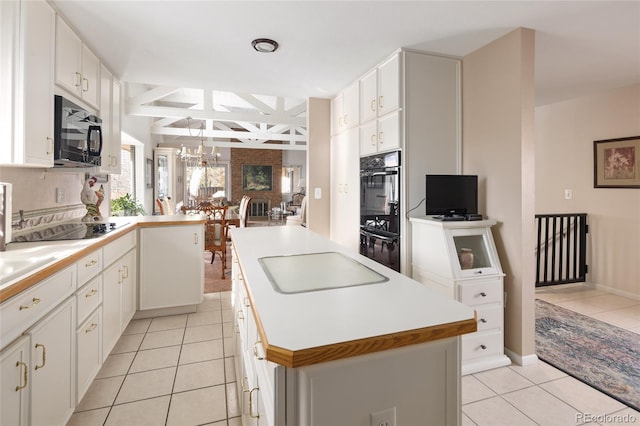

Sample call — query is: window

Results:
[282,165,302,194]
[111,145,136,199]
[186,163,228,200]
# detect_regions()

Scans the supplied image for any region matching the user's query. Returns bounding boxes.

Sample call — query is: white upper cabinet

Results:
[359,53,401,125]
[99,65,121,174]
[0,0,55,167]
[377,54,400,115]
[55,16,100,109]
[330,81,359,135]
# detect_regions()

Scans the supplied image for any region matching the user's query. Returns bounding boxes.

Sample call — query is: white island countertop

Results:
[230,226,477,367]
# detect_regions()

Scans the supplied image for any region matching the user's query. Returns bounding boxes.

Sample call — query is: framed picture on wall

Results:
[594,136,640,188]
[242,165,273,191]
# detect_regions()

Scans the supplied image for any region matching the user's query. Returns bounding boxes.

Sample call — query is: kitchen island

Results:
[230,226,477,426]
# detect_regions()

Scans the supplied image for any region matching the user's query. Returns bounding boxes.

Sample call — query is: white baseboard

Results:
[504,347,538,366]
[588,282,640,302]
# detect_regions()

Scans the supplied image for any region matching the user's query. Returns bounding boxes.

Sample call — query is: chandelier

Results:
[177,118,220,167]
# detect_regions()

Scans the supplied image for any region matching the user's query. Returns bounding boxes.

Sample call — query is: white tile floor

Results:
[68,286,640,426]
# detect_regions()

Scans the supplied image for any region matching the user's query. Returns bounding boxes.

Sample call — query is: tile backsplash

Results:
[0,168,109,228]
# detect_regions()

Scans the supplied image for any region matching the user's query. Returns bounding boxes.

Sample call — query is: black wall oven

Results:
[360,151,400,271]
[54,95,103,167]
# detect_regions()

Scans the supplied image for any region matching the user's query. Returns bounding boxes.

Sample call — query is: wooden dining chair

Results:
[204,205,229,278]
[238,195,251,227]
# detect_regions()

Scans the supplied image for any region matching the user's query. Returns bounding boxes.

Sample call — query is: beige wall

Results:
[306,97,331,236]
[536,84,640,298]
[462,28,537,361]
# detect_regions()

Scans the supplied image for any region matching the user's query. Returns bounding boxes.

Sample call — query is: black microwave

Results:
[54,95,102,167]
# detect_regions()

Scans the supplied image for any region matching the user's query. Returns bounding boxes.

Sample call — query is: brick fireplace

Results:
[230,148,282,216]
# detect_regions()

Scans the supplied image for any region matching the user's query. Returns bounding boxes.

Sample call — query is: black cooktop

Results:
[13,221,122,242]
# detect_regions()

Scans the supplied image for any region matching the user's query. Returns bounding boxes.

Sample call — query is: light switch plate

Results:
[314,187,322,199]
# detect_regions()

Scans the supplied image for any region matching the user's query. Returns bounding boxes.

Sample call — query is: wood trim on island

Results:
[263,315,477,368]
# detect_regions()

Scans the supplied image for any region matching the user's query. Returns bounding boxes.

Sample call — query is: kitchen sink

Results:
[258,251,388,294]
[0,256,55,286]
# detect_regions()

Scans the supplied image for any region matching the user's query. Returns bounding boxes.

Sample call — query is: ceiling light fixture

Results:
[251,38,278,53]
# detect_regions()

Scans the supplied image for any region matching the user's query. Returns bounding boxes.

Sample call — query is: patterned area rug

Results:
[204,250,232,293]
[535,299,640,411]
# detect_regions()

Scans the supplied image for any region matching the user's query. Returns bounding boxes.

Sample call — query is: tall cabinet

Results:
[410,216,511,374]
[0,0,55,167]
[330,48,461,272]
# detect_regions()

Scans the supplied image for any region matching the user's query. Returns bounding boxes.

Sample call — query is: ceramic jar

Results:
[459,248,474,269]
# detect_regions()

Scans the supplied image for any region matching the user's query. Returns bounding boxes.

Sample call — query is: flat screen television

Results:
[425,174,478,217]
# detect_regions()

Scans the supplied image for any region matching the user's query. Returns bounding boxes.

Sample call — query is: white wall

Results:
[462,28,536,360]
[536,84,640,298]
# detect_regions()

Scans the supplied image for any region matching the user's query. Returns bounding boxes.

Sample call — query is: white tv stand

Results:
[409,216,511,374]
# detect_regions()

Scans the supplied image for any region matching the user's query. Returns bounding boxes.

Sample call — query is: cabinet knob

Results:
[479,318,487,323]
[480,344,487,350]
[480,292,487,297]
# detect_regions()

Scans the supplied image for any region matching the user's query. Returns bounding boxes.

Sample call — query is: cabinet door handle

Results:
[378,95,384,109]
[118,269,123,284]
[371,99,376,112]
[82,77,89,92]
[253,341,265,360]
[19,297,41,311]
[237,310,244,321]
[85,289,97,298]
[46,137,53,155]
[194,233,199,245]
[371,134,376,147]
[34,343,46,370]
[75,72,82,87]
[85,323,98,333]
[249,386,260,419]
[15,361,28,391]
[378,131,384,144]
[122,265,129,279]
[241,376,249,393]
[85,259,97,267]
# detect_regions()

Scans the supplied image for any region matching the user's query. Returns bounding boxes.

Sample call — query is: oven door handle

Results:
[361,170,399,177]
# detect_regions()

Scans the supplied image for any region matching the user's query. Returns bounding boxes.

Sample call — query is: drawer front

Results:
[77,307,102,402]
[103,230,136,267]
[462,330,502,361]
[77,249,103,287]
[459,280,501,306]
[0,266,75,350]
[475,304,503,332]
[76,275,103,325]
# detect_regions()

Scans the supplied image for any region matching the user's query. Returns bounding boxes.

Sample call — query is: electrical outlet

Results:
[314,187,322,199]
[370,407,396,426]
[56,187,65,203]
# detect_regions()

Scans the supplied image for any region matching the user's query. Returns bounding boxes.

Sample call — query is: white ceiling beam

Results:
[128,86,180,106]
[152,126,307,143]
[286,101,307,116]
[235,94,276,115]
[130,105,306,127]
[170,140,306,151]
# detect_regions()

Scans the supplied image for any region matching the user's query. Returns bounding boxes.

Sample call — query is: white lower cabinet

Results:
[139,224,203,310]
[0,336,30,425]
[76,307,102,402]
[102,247,136,360]
[28,297,76,426]
[232,247,458,426]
